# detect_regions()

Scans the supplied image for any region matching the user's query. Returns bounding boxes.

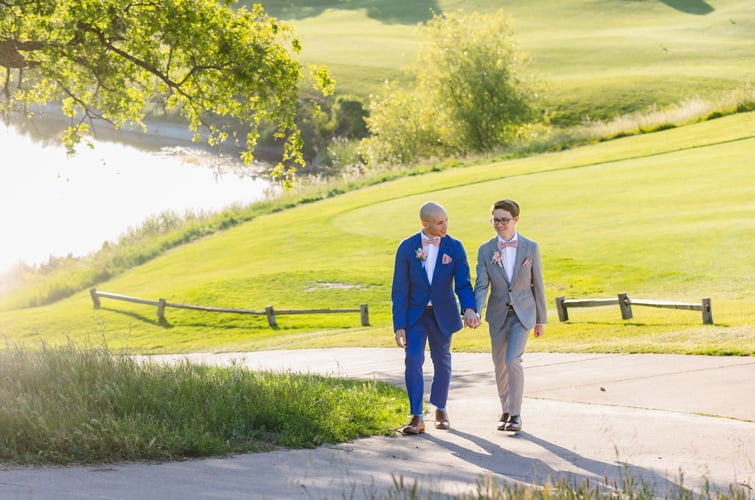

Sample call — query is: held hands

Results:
[396,309,481,346]
[463,308,480,329]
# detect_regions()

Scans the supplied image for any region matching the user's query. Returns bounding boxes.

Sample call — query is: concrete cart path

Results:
[1,349,753,499]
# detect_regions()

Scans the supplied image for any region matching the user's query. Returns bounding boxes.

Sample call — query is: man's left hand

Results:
[533,324,545,338]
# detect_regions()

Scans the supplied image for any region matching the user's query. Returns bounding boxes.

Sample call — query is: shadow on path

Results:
[425,428,555,486]
[521,432,691,496]
[420,428,691,496]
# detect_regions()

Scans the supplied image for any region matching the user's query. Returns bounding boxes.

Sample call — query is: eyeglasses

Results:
[490,217,514,225]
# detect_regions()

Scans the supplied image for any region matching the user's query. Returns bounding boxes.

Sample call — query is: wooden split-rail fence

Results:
[89,288,369,328]
[555,292,713,324]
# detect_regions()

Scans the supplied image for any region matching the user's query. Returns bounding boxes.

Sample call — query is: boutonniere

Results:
[522,257,532,267]
[492,251,503,267]
[442,253,452,264]
[416,248,427,261]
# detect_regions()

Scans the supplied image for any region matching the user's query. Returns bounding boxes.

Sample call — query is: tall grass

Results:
[582,85,755,139]
[0,341,406,464]
[376,473,753,500]
[507,85,755,157]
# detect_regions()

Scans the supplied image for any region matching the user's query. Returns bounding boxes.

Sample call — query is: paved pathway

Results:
[1,349,753,499]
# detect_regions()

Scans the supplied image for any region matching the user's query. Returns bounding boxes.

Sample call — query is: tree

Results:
[365,9,543,164]
[0,0,334,187]
[331,95,368,140]
[361,81,452,165]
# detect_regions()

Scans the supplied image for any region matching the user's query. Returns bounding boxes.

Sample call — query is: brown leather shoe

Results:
[505,415,522,432]
[434,409,450,430]
[496,413,510,431]
[401,415,425,435]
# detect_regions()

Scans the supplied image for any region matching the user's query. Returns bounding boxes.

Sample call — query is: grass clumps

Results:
[459,473,753,500]
[0,341,407,465]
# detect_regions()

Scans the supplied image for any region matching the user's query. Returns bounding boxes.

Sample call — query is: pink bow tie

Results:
[497,240,518,249]
[423,238,440,247]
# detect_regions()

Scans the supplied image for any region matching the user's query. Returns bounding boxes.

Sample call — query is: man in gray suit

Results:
[473,199,546,432]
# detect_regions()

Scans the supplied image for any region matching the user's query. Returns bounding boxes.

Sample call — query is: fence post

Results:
[360,303,370,326]
[265,305,278,328]
[157,298,166,322]
[90,288,101,309]
[555,296,568,321]
[618,292,633,320]
[702,298,713,325]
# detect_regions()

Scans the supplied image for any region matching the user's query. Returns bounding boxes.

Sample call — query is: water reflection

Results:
[0,122,274,274]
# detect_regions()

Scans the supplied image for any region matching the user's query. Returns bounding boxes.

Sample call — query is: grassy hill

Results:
[1,0,753,355]
[255,0,754,123]
[2,111,753,355]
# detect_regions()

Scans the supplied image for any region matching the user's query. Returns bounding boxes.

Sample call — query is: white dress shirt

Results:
[497,233,518,282]
[422,234,440,284]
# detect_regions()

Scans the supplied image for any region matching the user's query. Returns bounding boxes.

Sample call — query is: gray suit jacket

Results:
[473,234,547,330]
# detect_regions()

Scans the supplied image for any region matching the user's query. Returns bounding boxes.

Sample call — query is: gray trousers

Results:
[489,310,530,415]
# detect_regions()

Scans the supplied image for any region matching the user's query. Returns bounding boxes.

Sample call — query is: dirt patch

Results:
[304,281,368,291]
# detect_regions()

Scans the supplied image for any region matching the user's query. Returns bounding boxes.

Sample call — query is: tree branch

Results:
[74,21,224,91]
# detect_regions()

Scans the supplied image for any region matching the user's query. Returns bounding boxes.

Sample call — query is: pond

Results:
[0,120,274,275]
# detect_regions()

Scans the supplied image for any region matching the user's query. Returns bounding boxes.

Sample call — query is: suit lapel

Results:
[433,236,448,279]
[412,235,430,284]
[489,239,509,283]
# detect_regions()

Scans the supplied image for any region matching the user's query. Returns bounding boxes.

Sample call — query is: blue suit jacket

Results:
[392,232,476,336]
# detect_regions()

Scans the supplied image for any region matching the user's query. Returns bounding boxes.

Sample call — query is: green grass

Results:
[1,1,753,355]
[255,0,755,123]
[2,112,753,355]
[0,341,406,464]
[5,0,752,310]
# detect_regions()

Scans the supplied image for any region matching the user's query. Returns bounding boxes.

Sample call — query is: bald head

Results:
[419,201,448,238]
[419,201,446,222]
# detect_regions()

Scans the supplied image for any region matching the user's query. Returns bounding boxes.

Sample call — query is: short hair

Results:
[491,199,520,217]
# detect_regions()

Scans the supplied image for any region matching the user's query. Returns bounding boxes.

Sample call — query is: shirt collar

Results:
[497,233,518,244]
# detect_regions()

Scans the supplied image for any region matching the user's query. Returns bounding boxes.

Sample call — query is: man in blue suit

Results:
[391,201,479,434]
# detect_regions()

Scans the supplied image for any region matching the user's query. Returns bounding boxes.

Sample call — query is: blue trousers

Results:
[404,309,452,416]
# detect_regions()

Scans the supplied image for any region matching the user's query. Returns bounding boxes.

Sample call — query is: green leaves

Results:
[364,9,544,165]
[0,0,332,185]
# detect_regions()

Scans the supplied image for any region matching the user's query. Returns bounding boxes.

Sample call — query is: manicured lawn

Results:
[257,0,754,123]
[2,113,753,355]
